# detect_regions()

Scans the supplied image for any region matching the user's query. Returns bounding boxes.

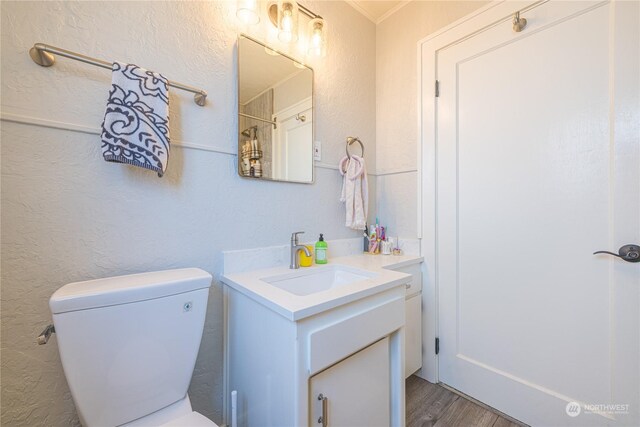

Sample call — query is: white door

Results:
[431,1,639,426]
[309,337,390,427]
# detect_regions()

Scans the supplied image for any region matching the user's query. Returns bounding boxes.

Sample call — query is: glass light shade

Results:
[277,0,299,43]
[307,17,327,57]
[237,0,260,25]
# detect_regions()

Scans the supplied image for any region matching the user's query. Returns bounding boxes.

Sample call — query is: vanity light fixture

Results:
[236,0,260,25]
[237,0,327,56]
[307,17,326,57]
[269,2,326,55]
[277,0,299,43]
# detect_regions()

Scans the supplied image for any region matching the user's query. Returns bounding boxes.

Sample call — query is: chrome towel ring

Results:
[346,136,364,159]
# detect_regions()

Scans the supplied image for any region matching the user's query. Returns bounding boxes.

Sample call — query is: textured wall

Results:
[0,1,375,425]
[375,1,486,237]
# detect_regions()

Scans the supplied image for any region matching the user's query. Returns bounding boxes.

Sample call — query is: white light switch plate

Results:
[314,140,322,161]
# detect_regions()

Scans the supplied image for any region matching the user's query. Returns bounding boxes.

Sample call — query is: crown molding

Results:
[376,1,412,24]
[344,0,377,23]
[345,0,413,25]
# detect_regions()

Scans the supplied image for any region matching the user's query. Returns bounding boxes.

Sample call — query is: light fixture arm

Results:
[298,3,322,20]
[268,2,321,27]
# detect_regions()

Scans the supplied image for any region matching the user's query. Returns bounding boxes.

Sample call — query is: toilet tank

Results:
[49,268,212,427]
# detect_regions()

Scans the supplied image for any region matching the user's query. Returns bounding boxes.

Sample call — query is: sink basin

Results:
[262,265,377,296]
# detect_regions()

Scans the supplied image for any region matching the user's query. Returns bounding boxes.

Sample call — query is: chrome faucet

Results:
[290,231,311,269]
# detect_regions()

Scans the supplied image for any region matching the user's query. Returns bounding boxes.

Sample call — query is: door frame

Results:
[416,0,536,383]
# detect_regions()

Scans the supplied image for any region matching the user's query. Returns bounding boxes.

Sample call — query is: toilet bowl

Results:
[49,268,218,427]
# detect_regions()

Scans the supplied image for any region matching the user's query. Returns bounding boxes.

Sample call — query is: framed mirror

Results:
[238,34,314,183]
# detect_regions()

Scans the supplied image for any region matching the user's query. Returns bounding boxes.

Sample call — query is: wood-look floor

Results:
[406,375,528,427]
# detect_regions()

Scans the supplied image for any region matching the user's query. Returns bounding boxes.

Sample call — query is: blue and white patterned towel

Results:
[101,62,170,177]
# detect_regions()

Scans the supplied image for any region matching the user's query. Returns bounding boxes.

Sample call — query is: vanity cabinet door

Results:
[309,337,390,427]
[405,293,422,378]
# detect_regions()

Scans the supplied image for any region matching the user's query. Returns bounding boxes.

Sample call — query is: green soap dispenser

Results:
[315,234,328,264]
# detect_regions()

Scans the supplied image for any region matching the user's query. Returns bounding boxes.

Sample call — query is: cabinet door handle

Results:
[317,393,328,427]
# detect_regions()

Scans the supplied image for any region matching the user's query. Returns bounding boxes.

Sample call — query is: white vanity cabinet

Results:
[387,262,423,378]
[224,284,406,427]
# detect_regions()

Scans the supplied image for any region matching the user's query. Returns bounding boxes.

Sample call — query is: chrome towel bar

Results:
[29,43,208,106]
[239,112,277,129]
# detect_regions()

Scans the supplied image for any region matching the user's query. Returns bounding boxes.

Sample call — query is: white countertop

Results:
[221,253,423,321]
[332,253,423,271]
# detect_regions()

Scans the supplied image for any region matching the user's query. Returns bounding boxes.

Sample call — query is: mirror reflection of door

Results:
[273,98,312,181]
[238,35,314,183]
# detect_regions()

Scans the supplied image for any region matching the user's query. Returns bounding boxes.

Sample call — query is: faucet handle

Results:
[291,231,305,244]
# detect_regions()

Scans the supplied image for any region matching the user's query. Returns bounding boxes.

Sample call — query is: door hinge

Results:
[435,80,440,97]
[435,337,440,355]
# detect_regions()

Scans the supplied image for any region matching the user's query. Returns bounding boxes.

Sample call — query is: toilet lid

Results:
[160,411,218,427]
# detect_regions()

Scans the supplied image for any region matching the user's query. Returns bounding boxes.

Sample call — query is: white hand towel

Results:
[101,62,170,177]
[339,155,368,230]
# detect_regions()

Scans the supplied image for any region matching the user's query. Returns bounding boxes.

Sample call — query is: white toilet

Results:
[49,268,218,427]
